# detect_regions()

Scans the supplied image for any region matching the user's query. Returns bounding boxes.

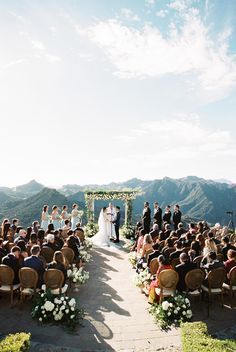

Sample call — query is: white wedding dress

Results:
[92,209,110,247]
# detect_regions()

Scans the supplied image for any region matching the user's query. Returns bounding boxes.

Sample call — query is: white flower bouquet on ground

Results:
[133,268,152,288]
[68,266,90,285]
[128,252,138,267]
[31,291,84,331]
[149,294,192,330]
[84,237,93,250]
[80,249,92,263]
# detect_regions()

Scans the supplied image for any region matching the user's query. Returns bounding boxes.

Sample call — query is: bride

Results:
[92,207,110,247]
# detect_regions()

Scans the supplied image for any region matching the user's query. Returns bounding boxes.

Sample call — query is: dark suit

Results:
[150,229,159,241]
[173,210,182,230]
[23,255,45,287]
[175,261,197,292]
[169,249,183,261]
[142,207,151,234]
[163,211,171,224]
[148,250,160,266]
[42,242,58,252]
[153,207,162,229]
[113,212,121,242]
[2,253,21,284]
[176,228,187,238]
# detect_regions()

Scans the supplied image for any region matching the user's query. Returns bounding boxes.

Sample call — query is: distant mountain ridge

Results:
[0,177,235,227]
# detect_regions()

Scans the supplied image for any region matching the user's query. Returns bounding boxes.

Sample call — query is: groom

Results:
[113,206,121,243]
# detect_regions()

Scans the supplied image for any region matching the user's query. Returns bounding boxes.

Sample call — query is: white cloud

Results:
[156,10,168,18]
[31,40,46,51]
[145,0,156,6]
[120,8,140,22]
[83,11,236,98]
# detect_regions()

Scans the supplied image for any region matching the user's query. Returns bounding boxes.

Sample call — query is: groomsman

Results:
[153,202,162,230]
[163,205,171,224]
[142,201,151,234]
[173,204,182,230]
[113,206,121,243]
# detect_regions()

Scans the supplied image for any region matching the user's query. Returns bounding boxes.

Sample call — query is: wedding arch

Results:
[84,190,141,226]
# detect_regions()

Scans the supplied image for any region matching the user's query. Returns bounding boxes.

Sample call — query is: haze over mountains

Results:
[0,178,235,228]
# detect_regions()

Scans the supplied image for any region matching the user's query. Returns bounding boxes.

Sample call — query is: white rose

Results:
[69,298,76,307]
[167,312,171,316]
[44,301,55,312]
[39,317,42,322]
[185,298,190,304]
[162,301,170,311]
[182,311,186,315]
[65,309,69,314]
[71,315,75,319]
[174,310,178,314]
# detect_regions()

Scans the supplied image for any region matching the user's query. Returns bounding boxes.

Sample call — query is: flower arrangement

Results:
[128,251,138,267]
[80,249,92,263]
[149,295,192,331]
[31,291,84,331]
[83,237,93,250]
[83,222,98,237]
[133,268,152,288]
[121,225,135,239]
[68,266,90,285]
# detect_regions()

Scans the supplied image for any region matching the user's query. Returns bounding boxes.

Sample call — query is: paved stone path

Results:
[0,243,182,352]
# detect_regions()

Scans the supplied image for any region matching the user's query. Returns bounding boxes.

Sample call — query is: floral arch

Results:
[84,190,140,226]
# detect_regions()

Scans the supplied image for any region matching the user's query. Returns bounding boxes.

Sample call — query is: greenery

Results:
[120,224,135,239]
[181,322,236,352]
[31,291,84,331]
[83,222,98,237]
[0,333,31,352]
[149,295,192,331]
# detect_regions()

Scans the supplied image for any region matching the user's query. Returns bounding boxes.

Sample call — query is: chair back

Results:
[149,258,159,275]
[193,255,203,267]
[228,266,236,287]
[182,246,191,254]
[40,247,54,263]
[216,253,224,262]
[61,247,74,265]
[76,230,85,243]
[158,240,165,251]
[230,233,236,244]
[43,269,64,291]
[159,269,179,290]
[19,268,38,290]
[208,267,226,289]
[0,265,14,285]
[61,230,69,240]
[170,258,180,268]
[185,269,205,291]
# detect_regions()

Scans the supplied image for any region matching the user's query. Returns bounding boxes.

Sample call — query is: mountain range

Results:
[0,177,235,228]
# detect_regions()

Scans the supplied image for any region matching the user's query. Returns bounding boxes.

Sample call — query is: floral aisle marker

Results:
[133,268,152,292]
[128,251,138,268]
[31,291,84,331]
[68,266,90,292]
[149,295,192,331]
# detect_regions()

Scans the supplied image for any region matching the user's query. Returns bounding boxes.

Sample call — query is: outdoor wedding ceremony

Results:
[0,0,236,351]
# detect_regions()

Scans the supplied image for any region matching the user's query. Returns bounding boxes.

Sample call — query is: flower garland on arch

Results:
[84,190,141,201]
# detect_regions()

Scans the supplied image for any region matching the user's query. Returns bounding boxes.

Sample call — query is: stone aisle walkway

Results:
[0,244,182,352]
[73,245,181,352]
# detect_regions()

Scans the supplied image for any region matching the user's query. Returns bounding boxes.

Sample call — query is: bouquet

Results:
[149,294,192,330]
[83,237,93,250]
[133,268,152,288]
[83,222,99,237]
[80,249,92,263]
[68,266,90,285]
[31,291,84,331]
[128,251,138,267]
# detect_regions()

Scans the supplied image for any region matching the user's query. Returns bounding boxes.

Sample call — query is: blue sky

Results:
[0,0,236,187]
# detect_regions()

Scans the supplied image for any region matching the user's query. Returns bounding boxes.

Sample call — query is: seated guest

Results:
[32,221,40,235]
[2,246,21,284]
[148,255,172,304]
[26,227,32,242]
[150,224,159,241]
[169,241,183,261]
[14,229,27,244]
[2,222,11,241]
[66,235,81,261]
[189,223,196,235]
[17,240,29,266]
[222,236,236,261]
[37,229,45,247]
[148,248,161,266]
[13,226,23,241]
[162,223,171,241]
[54,230,64,250]
[0,238,8,257]
[207,231,221,244]
[140,234,153,259]
[196,233,205,251]
[47,251,67,286]
[175,253,197,292]
[10,218,19,232]
[176,223,187,238]
[190,240,201,257]
[137,229,145,255]
[201,251,224,273]
[224,249,236,275]
[63,219,71,231]
[162,238,174,258]
[23,245,45,287]
[181,232,193,248]
[45,223,54,236]
[196,221,204,234]
[42,234,57,252]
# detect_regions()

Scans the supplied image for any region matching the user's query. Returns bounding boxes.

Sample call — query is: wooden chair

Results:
[158,240,165,252]
[201,267,226,316]
[19,268,38,302]
[61,230,69,240]
[40,247,54,264]
[0,264,20,305]
[170,257,180,268]
[217,253,224,262]
[223,266,236,307]
[43,269,67,295]
[185,269,205,298]
[149,258,159,275]
[193,255,203,268]
[76,230,85,243]
[156,269,179,302]
[61,247,74,267]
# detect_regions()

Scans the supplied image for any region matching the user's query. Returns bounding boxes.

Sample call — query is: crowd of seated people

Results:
[131,201,236,305]
[0,215,85,295]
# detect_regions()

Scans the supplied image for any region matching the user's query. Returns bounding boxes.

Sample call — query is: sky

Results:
[0,0,236,187]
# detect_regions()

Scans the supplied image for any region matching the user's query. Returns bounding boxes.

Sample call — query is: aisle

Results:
[75,245,181,352]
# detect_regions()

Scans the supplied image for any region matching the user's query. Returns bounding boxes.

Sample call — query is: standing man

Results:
[163,205,172,225]
[153,202,162,230]
[173,204,182,230]
[113,206,121,243]
[142,201,151,234]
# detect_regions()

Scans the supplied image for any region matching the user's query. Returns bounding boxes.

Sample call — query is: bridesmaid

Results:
[71,204,81,231]
[41,205,50,231]
[51,205,61,230]
[61,205,70,228]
